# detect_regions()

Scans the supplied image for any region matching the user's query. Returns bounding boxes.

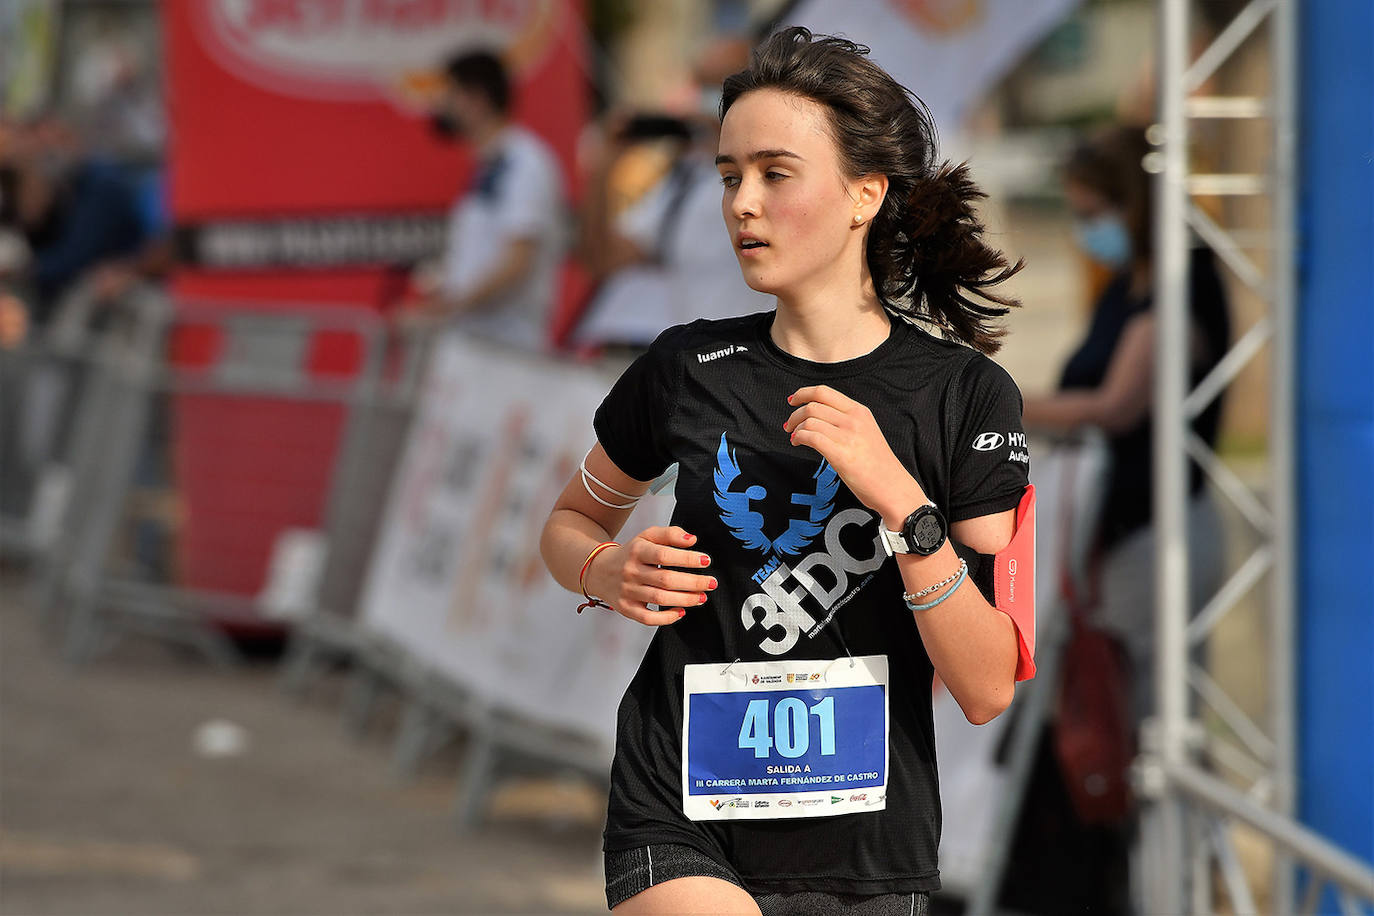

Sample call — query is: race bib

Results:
[681,655,889,820]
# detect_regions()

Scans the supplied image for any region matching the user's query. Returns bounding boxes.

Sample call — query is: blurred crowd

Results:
[0,112,169,346]
[0,38,767,355]
[388,38,771,353]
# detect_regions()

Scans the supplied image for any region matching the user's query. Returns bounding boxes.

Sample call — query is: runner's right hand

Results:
[588,526,717,626]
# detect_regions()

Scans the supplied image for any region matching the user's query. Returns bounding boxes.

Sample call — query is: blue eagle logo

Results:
[712,432,840,558]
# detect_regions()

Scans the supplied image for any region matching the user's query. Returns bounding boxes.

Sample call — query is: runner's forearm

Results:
[895,544,1018,724]
[540,507,620,595]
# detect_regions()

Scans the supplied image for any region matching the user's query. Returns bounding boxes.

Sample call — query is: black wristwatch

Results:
[879,503,948,557]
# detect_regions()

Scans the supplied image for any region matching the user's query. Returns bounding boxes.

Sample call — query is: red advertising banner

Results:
[167,0,586,218]
[163,0,589,610]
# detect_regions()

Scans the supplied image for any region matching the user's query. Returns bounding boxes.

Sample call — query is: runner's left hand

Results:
[783,385,927,526]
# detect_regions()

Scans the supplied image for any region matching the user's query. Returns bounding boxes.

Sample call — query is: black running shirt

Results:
[593,310,1029,896]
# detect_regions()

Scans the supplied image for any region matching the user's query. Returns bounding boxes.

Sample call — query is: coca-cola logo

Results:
[194,0,560,104]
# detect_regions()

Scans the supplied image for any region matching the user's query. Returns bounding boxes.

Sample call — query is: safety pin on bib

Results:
[821,648,858,680]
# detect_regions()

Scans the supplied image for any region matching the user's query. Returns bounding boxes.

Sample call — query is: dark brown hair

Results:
[445,49,511,114]
[1062,126,1153,263]
[720,27,1022,355]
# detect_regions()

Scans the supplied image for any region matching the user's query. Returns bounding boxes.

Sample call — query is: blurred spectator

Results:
[0,113,157,333]
[999,126,1232,916]
[399,49,567,352]
[571,36,771,350]
[0,113,170,551]
[1024,125,1231,723]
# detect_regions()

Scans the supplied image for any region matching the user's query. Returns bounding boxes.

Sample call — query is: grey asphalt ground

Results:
[0,566,609,916]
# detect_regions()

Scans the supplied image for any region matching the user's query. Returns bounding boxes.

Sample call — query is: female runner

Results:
[541,27,1036,916]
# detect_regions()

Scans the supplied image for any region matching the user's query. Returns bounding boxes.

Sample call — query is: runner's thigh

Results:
[613,876,763,915]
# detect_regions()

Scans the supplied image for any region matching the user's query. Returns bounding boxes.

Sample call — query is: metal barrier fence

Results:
[0,280,120,565]
[8,286,617,833]
[8,285,429,666]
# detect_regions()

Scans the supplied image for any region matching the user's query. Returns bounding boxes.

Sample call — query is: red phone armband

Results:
[994,484,1037,681]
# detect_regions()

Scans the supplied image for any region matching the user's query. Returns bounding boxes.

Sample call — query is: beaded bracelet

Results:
[577,541,620,614]
[902,558,967,601]
[903,562,968,612]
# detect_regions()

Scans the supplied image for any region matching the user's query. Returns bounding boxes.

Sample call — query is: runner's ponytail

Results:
[885,162,1022,355]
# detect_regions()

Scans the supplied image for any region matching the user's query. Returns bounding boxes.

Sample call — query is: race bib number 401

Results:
[681,655,888,820]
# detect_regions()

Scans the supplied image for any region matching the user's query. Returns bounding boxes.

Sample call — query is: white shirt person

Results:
[437,123,566,352]
[403,49,567,353]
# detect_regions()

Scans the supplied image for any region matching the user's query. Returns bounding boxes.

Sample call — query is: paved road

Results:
[0,567,608,916]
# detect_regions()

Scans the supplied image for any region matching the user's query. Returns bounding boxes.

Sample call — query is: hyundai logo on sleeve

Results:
[972,432,1004,451]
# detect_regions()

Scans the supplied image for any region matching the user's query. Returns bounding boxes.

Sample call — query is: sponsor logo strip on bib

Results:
[681,655,888,820]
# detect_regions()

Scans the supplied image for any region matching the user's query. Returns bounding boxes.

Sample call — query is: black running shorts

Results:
[605,843,932,914]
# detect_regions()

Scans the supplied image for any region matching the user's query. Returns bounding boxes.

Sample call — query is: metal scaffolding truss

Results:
[1145,0,1374,913]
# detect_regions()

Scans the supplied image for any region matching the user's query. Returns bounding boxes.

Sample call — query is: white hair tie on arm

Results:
[580,447,643,510]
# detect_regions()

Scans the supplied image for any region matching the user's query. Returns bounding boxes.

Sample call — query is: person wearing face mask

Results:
[399,49,567,353]
[1022,126,1230,728]
[992,126,1232,916]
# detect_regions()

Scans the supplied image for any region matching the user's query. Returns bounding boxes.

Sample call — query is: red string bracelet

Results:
[577,541,620,613]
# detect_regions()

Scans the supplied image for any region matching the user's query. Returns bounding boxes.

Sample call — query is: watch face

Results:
[912,513,944,549]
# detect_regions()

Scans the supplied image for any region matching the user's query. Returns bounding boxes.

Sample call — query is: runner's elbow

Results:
[538,521,560,581]
[539,512,579,588]
[963,686,1013,726]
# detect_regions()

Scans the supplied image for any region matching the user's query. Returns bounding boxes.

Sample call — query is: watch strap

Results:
[879,526,909,557]
[879,501,940,556]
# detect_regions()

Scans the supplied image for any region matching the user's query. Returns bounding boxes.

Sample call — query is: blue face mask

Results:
[1074,213,1132,268]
